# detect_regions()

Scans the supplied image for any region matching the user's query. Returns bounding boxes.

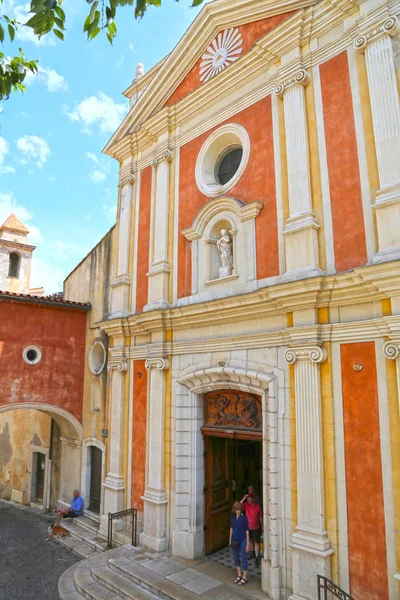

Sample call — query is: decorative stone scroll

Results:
[203,389,262,431]
[353,16,399,52]
[151,148,173,167]
[145,358,170,371]
[107,360,128,373]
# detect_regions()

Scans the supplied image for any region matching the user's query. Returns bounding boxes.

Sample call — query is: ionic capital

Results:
[353,16,399,52]
[117,169,136,187]
[383,340,400,360]
[107,360,128,373]
[274,69,310,97]
[145,357,170,371]
[152,148,173,167]
[285,345,327,364]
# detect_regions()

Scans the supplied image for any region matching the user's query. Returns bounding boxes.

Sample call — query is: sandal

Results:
[233,576,242,584]
[238,578,248,586]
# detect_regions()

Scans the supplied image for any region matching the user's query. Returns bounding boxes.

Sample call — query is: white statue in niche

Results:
[216,229,233,278]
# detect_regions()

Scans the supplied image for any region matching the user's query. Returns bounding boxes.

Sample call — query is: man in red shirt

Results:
[240,492,263,566]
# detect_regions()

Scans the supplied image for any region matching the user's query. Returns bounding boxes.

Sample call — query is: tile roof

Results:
[0,213,30,234]
[0,290,91,309]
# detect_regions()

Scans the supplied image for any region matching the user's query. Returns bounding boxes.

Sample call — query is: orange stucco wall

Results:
[165,12,294,107]
[341,342,388,600]
[0,301,87,422]
[178,96,278,298]
[320,52,367,272]
[131,360,147,510]
[136,167,152,313]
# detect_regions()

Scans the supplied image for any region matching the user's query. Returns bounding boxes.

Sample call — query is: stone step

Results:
[63,520,108,552]
[75,515,101,536]
[92,565,160,600]
[58,563,86,600]
[108,555,202,600]
[54,532,98,560]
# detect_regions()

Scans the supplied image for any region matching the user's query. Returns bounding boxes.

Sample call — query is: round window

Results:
[195,123,250,197]
[215,146,243,185]
[89,339,107,375]
[23,346,41,365]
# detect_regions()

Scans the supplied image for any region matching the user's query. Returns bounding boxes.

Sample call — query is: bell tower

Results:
[0,214,36,293]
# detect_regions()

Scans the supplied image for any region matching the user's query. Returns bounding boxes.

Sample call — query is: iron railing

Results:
[317,575,354,600]
[107,508,137,548]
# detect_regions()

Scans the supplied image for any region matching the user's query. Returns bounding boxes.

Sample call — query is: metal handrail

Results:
[107,508,137,548]
[317,575,354,600]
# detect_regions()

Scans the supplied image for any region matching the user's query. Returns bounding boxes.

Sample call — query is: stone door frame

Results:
[174,364,285,600]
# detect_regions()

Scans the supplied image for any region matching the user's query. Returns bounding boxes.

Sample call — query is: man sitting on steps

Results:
[53,489,84,526]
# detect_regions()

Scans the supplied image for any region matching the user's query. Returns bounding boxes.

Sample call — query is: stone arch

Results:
[0,402,83,504]
[174,365,283,600]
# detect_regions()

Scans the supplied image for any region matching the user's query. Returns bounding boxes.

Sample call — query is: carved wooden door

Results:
[205,436,233,554]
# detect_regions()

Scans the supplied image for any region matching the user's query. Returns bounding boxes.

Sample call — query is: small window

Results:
[23,346,42,365]
[216,147,243,185]
[8,253,20,278]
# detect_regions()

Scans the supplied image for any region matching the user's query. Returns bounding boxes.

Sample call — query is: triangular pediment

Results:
[104,0,318,156]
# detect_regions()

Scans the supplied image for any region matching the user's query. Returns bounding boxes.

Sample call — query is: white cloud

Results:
[129,43,136,53]
[86,152,100,165]
[16,135,51,168]
[0,136,15,174]
[48,175,56,182]
[25,65,68,92]
[0,192,42,243]
[30,257,63,293]
[89,170,107,184]
[115,55,124,69]
[64,92,127,134]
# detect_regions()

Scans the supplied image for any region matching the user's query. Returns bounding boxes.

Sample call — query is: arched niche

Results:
[181,196,263,296]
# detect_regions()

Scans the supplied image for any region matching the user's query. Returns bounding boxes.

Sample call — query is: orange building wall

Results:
[131,360,147,510]
[0,301,87,422]
[320,52,367,272]
[136,167,152,313]
[165,12,294,107]
[178,96,278,298]
[340,342,388,600]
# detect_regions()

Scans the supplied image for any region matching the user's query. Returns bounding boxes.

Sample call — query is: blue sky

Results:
[0,0,202,292]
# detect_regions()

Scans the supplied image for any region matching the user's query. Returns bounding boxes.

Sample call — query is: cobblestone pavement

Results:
[0,500,79,600]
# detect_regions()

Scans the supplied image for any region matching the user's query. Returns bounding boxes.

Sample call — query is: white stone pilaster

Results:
[383,340,400,418]
[110,169,135,316]
[145,150,172,311]
[275,70,321,278]
[354,17,400,262]
[140,358,169,551]
[100,359,127,535]
[285,346,332,600]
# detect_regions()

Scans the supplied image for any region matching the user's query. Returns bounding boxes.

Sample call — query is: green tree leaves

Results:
[0,0,205,101]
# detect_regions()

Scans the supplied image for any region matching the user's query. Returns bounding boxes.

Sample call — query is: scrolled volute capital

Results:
[152,148,173,167]
[274,69,310,97]
[107,360,128,373]
[145,358,170,371]
[353,16,399,52]
[383,341,400,360]
[285,346,327,364]
[118,171,136,187]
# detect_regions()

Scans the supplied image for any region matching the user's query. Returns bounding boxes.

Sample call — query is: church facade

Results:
[63,0,400,598]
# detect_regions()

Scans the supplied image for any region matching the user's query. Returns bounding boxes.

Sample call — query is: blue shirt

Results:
[70,495,84,515]
[230,513,249,542]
